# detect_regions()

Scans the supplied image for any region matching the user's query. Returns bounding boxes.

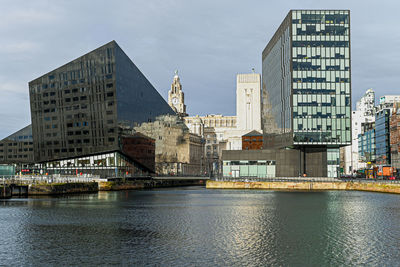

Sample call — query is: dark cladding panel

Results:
[115,45,175,128]
[29,41,118,162]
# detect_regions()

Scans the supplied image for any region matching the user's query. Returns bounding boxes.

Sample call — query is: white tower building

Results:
[236,73,262,132]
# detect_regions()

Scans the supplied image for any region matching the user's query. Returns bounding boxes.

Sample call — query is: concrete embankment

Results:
[99,179,206,191]
[1,178,206,197]
[29,182,98,195]
[206,180,400,194]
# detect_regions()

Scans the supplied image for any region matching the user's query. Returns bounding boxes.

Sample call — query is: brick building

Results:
[242,130,263,150]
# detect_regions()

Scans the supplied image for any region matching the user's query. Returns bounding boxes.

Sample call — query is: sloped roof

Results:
[243,130,262,137]
[2,125,32,142]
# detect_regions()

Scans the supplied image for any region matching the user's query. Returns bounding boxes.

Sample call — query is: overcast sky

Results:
[0,0,399,138]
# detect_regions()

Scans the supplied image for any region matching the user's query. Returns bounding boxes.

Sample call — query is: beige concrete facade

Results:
[135,114,203,175]
[236,73,262,132]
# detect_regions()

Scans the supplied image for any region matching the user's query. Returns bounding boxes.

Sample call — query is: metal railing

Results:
[0,174,100,185]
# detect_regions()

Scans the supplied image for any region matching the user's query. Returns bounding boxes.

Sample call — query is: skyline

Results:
[1,0,400,139]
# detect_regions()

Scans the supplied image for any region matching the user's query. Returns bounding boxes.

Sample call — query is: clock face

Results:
[172,97,179,105]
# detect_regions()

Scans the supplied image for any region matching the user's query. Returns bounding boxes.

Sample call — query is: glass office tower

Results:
[262,10,351,177]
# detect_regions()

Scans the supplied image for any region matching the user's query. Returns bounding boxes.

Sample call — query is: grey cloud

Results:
[1,0,400,138]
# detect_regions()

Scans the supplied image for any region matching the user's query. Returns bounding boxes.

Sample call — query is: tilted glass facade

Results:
[29,41,174,164]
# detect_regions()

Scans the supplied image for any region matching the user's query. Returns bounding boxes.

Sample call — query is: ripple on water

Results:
[1,189,400,266]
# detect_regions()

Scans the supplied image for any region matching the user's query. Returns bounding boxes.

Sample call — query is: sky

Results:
[0,0,399,138]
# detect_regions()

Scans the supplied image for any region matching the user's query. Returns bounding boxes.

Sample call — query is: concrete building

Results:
[135,114,203,175]
[27,41,175,177]
[222,148,326,178]
[236,73,262,132]
[259,10,351,178]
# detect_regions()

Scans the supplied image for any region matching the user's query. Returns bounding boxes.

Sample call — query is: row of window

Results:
[295,26,348,36]
[293,77,350,83]
[66,122,89,127]
[0,142,33,146]
[0,155,29,159]
[223,160,276,166]
[0,148,33,152]
[293,41,349,48]
[294,132,350,143]
[292,13,349,25]
[293,62,349,71]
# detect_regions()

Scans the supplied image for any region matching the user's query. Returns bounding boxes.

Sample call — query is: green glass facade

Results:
[262,10,351,178]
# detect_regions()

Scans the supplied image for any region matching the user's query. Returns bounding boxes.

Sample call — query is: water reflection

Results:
[1,188,400,266]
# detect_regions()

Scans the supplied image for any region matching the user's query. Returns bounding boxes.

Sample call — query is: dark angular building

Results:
[28,41,175,176]
[261,10,351,177]
[0,125,34,165]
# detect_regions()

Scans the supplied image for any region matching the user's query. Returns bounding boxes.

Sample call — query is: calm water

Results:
[1,187,400,266]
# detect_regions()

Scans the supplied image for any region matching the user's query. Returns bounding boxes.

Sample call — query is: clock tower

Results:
[168,70,188,118]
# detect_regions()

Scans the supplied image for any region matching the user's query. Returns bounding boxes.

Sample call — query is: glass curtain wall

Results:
[292,10,351,145]
[43,152,149,177]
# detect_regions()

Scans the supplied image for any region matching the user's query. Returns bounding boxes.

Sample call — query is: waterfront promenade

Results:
[207,177,400,194]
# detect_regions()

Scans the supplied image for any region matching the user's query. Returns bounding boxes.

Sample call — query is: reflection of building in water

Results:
[135,114,203,175]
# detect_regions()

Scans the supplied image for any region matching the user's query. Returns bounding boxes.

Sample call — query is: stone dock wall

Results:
[206,180,400,194]
[0,179,206,197]
[29,182,98,195]
[98,179,205,191]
